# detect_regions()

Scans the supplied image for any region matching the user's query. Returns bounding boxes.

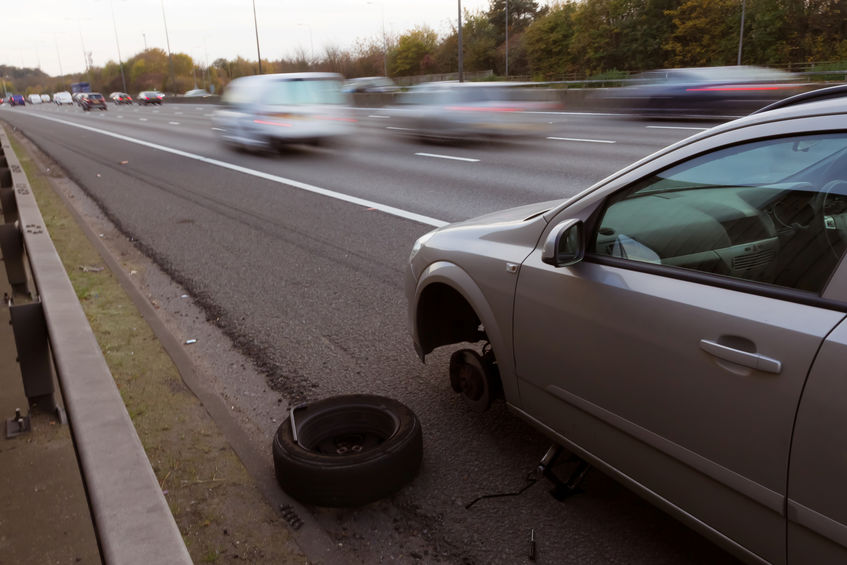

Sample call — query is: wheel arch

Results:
[412,261,517,401]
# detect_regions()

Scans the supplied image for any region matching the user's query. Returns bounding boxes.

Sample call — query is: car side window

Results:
[592,134,847,293]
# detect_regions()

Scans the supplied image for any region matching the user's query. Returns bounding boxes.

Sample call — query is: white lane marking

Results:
[646,125,709,131]
[386,126,414,131]
[211,127,225,132]
[368,115,391,119]
[169,121,180,125]
[204,114,214,117]
[175,111,183,115]
[547,136,616,144]
[23,112,448,228]
[415,152,480,163]
[139,118,148,121]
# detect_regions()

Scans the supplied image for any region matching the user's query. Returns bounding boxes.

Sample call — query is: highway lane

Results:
[0,103,737,564]
[6,102,708,220]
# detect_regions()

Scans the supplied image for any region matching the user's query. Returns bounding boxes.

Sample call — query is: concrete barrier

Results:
[0,129,192,565]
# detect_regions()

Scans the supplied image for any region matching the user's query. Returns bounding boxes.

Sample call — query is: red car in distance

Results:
[109,92,133,105]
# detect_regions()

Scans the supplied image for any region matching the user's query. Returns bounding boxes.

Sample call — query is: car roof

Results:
[660,85,847,152]
[543,84,847,222]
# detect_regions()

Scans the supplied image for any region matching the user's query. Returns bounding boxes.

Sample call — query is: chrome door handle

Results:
[699,339,782,374]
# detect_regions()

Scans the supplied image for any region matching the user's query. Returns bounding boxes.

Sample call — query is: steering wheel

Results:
[772,182,817,230]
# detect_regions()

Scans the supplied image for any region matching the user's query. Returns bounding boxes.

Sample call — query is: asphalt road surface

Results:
[0,101,740,564]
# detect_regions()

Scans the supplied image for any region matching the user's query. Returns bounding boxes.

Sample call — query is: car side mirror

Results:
[541,219,585,267]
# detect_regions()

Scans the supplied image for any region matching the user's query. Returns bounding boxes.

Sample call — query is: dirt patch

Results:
[5,127,309,564]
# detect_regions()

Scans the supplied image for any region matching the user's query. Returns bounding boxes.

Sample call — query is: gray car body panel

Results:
[787,317,847,561]
[408,94,847,563]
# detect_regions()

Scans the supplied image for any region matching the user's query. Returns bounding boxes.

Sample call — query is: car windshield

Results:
[264,78,345,105]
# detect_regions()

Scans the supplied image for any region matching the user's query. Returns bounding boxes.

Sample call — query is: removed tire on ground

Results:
[272,394,423,507]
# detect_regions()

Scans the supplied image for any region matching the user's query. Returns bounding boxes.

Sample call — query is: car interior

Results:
[592,134,847,294]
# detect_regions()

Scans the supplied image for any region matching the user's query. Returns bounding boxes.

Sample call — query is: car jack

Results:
[537,445,590,501]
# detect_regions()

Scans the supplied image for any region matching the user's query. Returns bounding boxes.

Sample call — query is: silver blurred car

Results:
[407,85,847,564]
[389,81,556,141]
[212,72,354,151]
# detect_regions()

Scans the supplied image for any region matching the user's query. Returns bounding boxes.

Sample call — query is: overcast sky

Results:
[0,0,514,78]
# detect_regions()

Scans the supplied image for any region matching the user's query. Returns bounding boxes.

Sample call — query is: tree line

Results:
[3,0,846,97]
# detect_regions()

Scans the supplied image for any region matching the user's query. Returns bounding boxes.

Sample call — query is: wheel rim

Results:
[297,406,399,457]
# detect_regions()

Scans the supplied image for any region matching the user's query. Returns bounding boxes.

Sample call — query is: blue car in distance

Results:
[8,94,25,106]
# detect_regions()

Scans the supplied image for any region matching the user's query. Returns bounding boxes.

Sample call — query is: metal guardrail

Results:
[0,129,192,565]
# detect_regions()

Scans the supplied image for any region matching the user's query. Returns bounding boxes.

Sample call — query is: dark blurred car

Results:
[79,92,108,111]
[137,91,164,105]
[343,76,398,93]
[388,81,557,141]
[8,94,26,107]
[605,65,804,117]
[109,92,133,104]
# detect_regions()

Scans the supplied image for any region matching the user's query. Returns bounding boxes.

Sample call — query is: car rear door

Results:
[512,130,847,564]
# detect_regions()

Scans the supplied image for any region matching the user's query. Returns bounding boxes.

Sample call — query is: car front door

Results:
[512,132,847,564]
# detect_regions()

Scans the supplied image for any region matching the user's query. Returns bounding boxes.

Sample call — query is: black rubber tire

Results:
[272,394,423,507]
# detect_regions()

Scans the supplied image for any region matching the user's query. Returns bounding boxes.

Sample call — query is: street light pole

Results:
[505,0,509,77]
[54,34,64,77]
[297,23,314,64]
[457,0,464,82]
[253,0,263,74]
[367,1,388,77]
[162,0,176,91]
[110,0,128,93]
[737,0,746,65]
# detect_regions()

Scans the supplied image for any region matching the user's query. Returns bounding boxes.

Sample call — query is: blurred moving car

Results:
[27,94,42,104]
[212,72,354,150]
[79,92,108,111]
[388,81,556,141]
[109,92,133,104]
[342,76,398,93]
[605,65,803,117]
[137,90,165,105]
[184,89,211,97]
[40,94,50,103]
[407,85,847,565]
[53,91,74,105]
[8,94,26,106]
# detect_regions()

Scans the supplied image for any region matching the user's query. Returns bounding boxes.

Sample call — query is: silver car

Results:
[212,72,353,151]
[407,85,847,564]
[389,81,556,141]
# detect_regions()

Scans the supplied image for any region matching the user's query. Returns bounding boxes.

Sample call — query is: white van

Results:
[27,94,42,104]
[53,91,73,105]
[212,72,353,151]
